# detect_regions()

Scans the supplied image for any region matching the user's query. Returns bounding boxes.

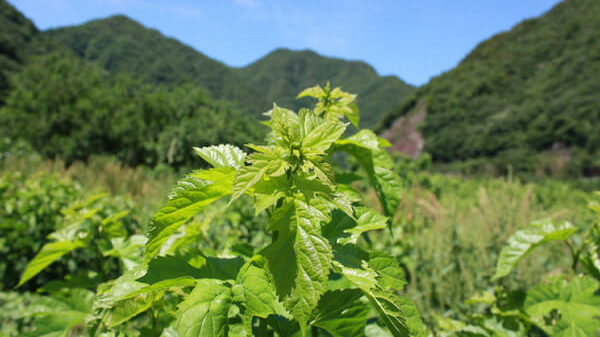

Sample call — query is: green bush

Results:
[0,172,140,290]
[0,53,263,168]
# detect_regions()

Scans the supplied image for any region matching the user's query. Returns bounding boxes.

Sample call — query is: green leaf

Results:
[269,104,301,147]
[301,118,347,157]
[231,150,282,203]
[334,130,402,220]
[145,168,234,263]
[194,144,247,168]
[323,208,386,246]
[139,255,244,284]
[176,279,232,337]
[297,85,324,99]
[525,276,600,336]
[332,247,424,337]
[365,288,427,337]
[334,259,379,292]
[232,261,289,319]
[267,316,302,337]
[264,198,332,329]
[494,220,577,279]
[582,241,600,281]
[107,291,158,328]
[301,158,335,186]
[346,102,360,128]
[253,174,288,215]
[369,252,407,291]
[18,240,85,287]
[115,277,197,302]
[339,207,387,245]
[331,249,380,301]
[311,289,369,337]
[103,234,147,272]
[21,288,94,337]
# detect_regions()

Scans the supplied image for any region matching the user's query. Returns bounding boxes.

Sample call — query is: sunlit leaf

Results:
[525,276,600,336]
[264,198,332,329]
[494,220,577,279]
[311,289,369,337]
[176,279,232,337]
[194,144,247,169]
[18,240,85,287]
[145,168,234,263]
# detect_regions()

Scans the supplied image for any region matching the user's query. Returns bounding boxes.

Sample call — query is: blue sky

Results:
[11,0,562,86]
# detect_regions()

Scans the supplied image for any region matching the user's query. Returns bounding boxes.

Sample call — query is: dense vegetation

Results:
[0,0,38,103]
[1,87,599,336]
[379,0,600,177]
[234,48,414,128]
[45,15,414,127]
[0,53,263,168]
[2,0,600,335]
[45,15,269,115]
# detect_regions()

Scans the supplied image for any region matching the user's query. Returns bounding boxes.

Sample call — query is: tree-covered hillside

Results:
[234,48,414,128]
[0,0,38,103]
[45,15,269,114]
[47,17,414,124]
[379,0,600,176]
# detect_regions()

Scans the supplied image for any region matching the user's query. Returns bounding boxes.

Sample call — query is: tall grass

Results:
[371,173,594,321]
[1,154,175,223]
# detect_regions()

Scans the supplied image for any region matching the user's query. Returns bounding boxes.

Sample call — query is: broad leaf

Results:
[194,144,247,168]
[369,252,407,291]
[253,174,288,215]
[18,240,85,287]
[334,130,402,220]
[107,291,158,328]
[525,276,600,336]
[269,104,301,148]
[365,288,428,337]
[231,149,285,203]
[264,198,332,329]
[333,249,425,337]
[176,279,232,337]
[21,288,94,337]
[340,207,387,245]
[311,289,369,337]
[232,261,288,319]
[145,168,235,263]
[323,208,387,245]
[301,118,347,157]
[494,220,577,279]
[139,255,244,284]
[103,234,147,272]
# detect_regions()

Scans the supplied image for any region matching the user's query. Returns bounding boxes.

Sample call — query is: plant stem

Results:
[150,307,159,336]
[564,240,581,274]
[257,317,268,337]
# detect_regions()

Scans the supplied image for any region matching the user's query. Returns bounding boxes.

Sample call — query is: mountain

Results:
[46,15,268,114]
[234,48,414,128]
[46,16,414,125]
[378,0,600,176]
[0,0,38,102]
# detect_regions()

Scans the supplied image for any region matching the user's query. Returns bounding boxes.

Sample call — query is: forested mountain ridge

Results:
[45,15,269,114]
[378,0,600,176]
[47,16,414,125]
[0,0,38,102]
[234,48,414,128]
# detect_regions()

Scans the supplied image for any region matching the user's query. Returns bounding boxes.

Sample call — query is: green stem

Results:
[150,307,160,336]
[564,240,581,274]
[257,317,268,337]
